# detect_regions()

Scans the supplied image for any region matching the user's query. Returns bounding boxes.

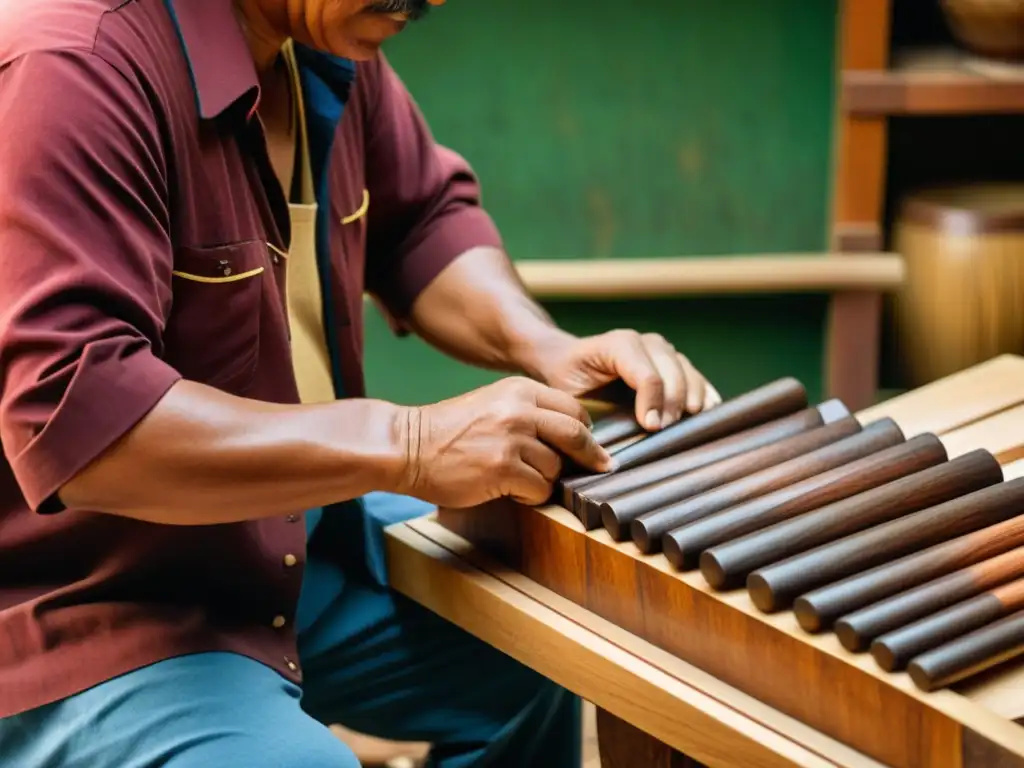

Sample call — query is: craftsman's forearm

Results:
[408,246,576,379]
[58,380,413,525]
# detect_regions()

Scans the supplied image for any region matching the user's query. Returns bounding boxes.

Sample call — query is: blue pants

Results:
[0,494,582,767]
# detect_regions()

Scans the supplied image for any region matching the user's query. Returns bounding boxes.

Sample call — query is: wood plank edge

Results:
[384,521,855,768]
[510,255,905,298]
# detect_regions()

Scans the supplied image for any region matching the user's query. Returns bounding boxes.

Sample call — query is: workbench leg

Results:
[596,708,705,768]
[825,290,882,410]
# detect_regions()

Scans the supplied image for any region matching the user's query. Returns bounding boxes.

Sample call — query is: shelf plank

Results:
[844,47,1024,116]
[510,254,904,299]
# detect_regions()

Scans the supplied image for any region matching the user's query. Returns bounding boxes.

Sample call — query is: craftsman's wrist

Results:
[382,402,425,497]
[323,399,423,498]
[504,322,578,383]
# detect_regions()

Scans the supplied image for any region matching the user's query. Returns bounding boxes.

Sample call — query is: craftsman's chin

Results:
[327,15,407,60]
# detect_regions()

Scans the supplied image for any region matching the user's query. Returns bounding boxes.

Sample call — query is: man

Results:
[0,1,720,766]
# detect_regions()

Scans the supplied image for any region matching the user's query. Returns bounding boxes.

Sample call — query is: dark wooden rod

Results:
[579,404,846,534]
[746,476,1024,614]
[906,609,1024,692]
[834,545,1024,653]
[581,401,849,506]
[591,412,645,448]
[598,412,860,542]
[871,576,1024,673]
[659,428,938,572]
[632,418,905,557]
[701,451,1002,596]
[560,377,808,494]
[794,514,1024,650]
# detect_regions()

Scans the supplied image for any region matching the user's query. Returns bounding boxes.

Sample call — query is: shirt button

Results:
[286,514,300,523]
[283,554,298,567]
[285,657,298,672]
[272,615,287,629]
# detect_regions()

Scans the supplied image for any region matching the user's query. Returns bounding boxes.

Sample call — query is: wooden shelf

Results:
[511,254,905,299]
[844,47,1024,116]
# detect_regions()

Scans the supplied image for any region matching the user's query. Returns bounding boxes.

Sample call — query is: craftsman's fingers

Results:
[534,410,614,473]
[519,440,564,484]
[504,461,557,507]
[532,383,593,428]
[703,379,723,411]
[595,330,664,430]
[642,333,688,426]
[675,352,708,415]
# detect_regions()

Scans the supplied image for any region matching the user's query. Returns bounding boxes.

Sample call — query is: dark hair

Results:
[365,0,431,20]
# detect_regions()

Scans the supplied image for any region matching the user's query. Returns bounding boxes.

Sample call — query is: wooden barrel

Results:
[891,183,1024,388]
[941,0,1024,61]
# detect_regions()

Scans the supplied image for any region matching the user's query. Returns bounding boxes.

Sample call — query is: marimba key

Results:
[871,576,1024,672]
[834,545,1024,652]
[699,450,1002,593]
[597,412,861,542]
[746,478,1024,613]
[907,609,1024,692]
[561,377,808,495]
[631,418,906,554]
[576,402,849,532]
[793,514,1024,642]
[660,430,944,571]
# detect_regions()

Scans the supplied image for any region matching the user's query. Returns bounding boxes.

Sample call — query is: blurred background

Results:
[362,0,1024,414]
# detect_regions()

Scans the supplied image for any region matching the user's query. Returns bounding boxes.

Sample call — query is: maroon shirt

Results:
[0,0,501,717]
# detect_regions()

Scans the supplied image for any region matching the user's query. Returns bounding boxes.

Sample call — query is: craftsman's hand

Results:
[533,331,722,431]
[400,377,614,507]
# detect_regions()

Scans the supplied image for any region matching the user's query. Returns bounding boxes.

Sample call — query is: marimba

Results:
[433,355,1024,768]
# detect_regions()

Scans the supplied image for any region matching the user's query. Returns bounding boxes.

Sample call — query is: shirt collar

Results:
[163,0,260,120]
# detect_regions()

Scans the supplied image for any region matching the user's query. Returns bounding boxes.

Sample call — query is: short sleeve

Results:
[362,54,503,319]
[0,50,182,512]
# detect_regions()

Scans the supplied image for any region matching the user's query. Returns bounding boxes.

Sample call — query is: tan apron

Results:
[280,42,336,405]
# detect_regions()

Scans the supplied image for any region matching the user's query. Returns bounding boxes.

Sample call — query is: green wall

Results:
[364,0,839,404]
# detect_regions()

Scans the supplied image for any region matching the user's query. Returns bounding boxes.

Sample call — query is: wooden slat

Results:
[386,520,883,768]
[510,255,905,299]
[844,48,1024,116]
[856,355,1024,438]
[942,404,1024,464]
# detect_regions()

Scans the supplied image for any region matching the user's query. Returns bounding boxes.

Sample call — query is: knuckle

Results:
[495,402,527,429]
[507,375,537,393]
[605,328,639,348]
[496,442,520,472]
[642,373,664,393]
[566,419,590,448]
[643,332,668,347]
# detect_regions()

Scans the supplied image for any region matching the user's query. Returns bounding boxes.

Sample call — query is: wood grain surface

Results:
[562,377,807,493]
[598,414,861,543]
[908,611,1024,693]
[701,450,1002,595]
[799,517,1024,649]
[631,419,906,556]
[747,480,1024,613]
[834,545,1024,653]
[579,405,845,534]
[872,578,1024,674]
[663,430,942,572]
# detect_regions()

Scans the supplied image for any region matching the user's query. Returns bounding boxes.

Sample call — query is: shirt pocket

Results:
[164,240,268,395]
